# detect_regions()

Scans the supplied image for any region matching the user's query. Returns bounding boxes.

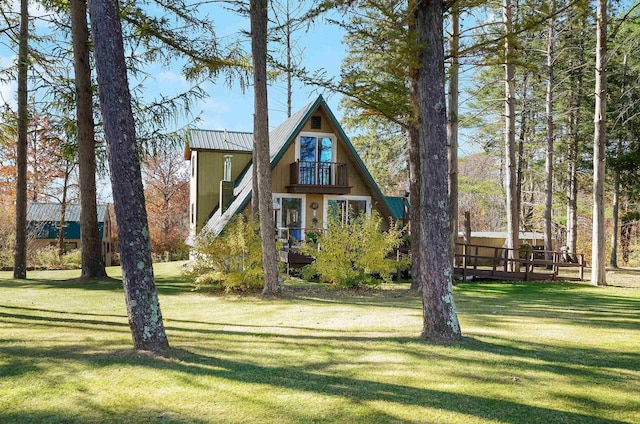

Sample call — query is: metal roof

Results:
[385,196,409,220]
[188,129,253,152]
[27,203,109,223]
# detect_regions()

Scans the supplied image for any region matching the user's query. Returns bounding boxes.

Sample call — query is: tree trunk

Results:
[610,168,619,268]
[285,1,292,118]
[448,1,460,268]
[544,3,555,259]
[591,0,607,286]
[70,0,107,278]
[58,162,70,257]
[88,0,169,351]
[31,129,38,202]
[13,0,29,279]
[516,72,528,230]
[503,0,519,270]
[408,125,422,291]
[407,1,422,292]
[566,14,585,255]
[610,53,627,269]
[163,195,171,235]
[415,0,461,341]
[463,211,471,268]
[250,0,280,296]
[252,145,260,215]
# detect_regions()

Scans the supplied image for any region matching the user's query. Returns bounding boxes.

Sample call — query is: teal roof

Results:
[385,196,409,220]
[27,203,109,240]
[195,95,394,241]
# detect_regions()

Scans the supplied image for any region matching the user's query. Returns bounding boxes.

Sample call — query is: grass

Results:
[0,263,638,423]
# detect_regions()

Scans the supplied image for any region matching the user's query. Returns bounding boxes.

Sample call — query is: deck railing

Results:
[289,160,348,187]
[454,243,585,281]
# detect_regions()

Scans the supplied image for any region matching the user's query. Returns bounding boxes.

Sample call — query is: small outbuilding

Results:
[26,203,113,266]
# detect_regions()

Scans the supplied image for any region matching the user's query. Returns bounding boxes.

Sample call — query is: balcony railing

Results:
[288,160,350,194]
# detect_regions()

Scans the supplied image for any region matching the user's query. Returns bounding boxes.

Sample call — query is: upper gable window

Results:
[310,116,322,129]
[296,132,337,185]
[297,133,335,164]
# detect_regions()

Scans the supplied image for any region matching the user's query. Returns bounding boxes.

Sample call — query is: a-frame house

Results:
[185,95,407,244]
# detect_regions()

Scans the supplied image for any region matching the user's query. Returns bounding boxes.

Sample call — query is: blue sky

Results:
[0,1,483,159]
[134,3,348,134]
[0,2,346,132]
[0,1,350,202]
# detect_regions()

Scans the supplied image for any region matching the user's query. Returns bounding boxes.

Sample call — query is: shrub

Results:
[519,243,533,259]
[28,246,82,270]
[0,205,15,268]
[185,215,264,292]
[302,211,403,288]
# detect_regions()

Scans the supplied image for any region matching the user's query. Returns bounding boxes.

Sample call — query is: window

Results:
[273,194,305,241]
[324,196,371,226]
[297,133,335,185]
[223,155,233,181]
[191,203,195,224]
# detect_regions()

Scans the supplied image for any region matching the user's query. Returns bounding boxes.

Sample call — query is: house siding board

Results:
[272,142,296,192]
[196,152,221,231]
[198,100,318,240]
[305,194,323,229]
[189,150,198,235]
[318,100,395,220]
[301,108,332,133]
[195,150,251,232]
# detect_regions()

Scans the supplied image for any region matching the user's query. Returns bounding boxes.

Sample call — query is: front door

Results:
[274,195,305,240]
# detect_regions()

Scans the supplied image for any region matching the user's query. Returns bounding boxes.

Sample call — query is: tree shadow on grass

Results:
[0,273,191,296]
[1,302,637,377]
[1,305,638,421]
[0,341,631,424]
[454,282,640,331]
[0,408,209,424]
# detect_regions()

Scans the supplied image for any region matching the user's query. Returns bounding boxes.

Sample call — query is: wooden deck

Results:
[454,243,585,282]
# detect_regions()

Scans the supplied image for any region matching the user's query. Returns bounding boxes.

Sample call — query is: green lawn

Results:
[0,263,638,423]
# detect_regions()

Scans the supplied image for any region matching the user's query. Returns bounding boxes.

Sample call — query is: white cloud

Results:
[156,71,187,84]
[7,1,49,19]
[28,2,48,19]
[203,97,232,113]
[0,55,17,109]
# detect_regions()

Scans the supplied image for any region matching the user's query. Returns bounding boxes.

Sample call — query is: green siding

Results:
[196,151,251,231]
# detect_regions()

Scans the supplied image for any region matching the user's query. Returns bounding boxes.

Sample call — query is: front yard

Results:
[0,263,638,423]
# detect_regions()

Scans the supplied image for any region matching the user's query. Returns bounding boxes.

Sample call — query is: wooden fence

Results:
[454,243,585,282]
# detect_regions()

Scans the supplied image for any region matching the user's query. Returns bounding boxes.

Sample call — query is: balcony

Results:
[287,160,351,194]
